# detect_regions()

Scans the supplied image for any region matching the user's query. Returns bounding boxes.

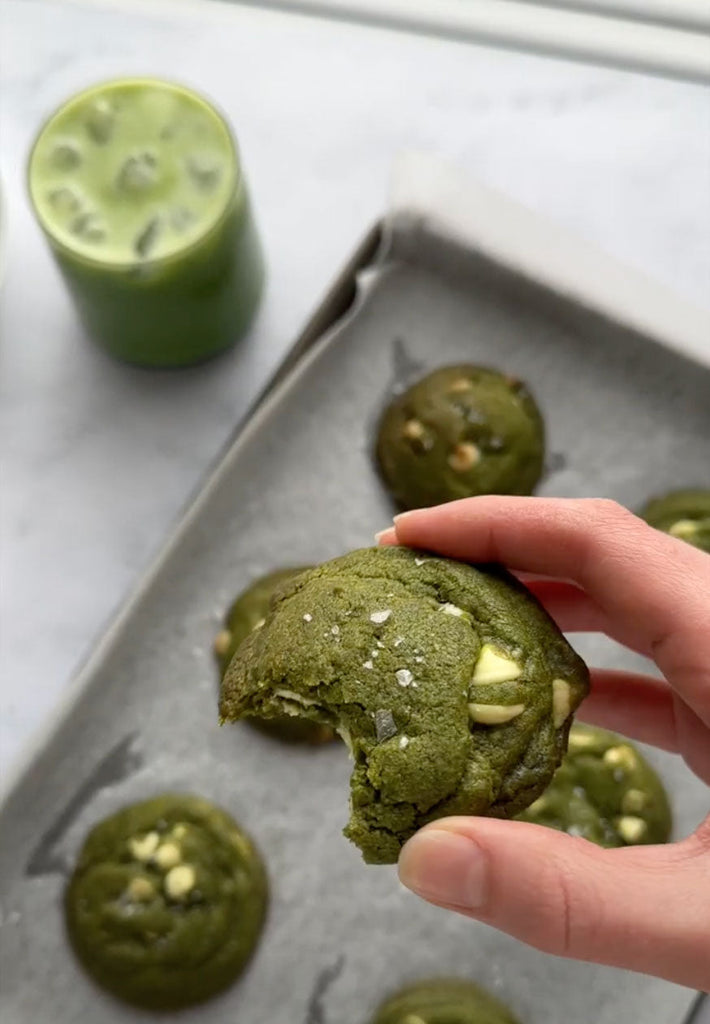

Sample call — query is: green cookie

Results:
[639,488,710,554]
[371,978,521,1024]
[215,568,336,745]
[65,794,268,1011]
[517,723,672,847]
[221,546,589,864]
[376,365,545,510]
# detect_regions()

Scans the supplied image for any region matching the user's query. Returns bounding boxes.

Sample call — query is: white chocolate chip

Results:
[274,688,319,707]
[164,865,196,900]
[439,603,468,618]
[621,789,648,814]
[603,745,636,771]
[448,442,480,472]
[126,876,155,902]
[396,669,414,688]
[402,419,426,440]
[468,702,526,725]
[129,832,160,862]
[153,842,181,870]
[615,815,647,844]
[448,378,472,393]
[567,728,598,751]
[668,518,698,539]
[552,678,573,728]
[472,644,523,684]
[252,617,265,631]
[213,629,232,657]
[336,724,354,754]
[370,610,392,624]
[171,825,187,840]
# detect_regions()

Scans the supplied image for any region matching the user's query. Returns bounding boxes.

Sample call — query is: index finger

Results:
[387,497,710,725]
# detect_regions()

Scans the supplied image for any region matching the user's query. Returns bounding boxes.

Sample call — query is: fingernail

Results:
[393,511,416,523]
[374,528,395,543]
[398,828,487,909]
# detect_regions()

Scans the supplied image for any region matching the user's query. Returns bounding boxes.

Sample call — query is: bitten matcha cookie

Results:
[214,568,336,745]
[221,546,589,864]
[517,723,671,847]
[371,979,521,1024]
[375,365,545,510]
[65,794,268,1010]
[639,488,710,554]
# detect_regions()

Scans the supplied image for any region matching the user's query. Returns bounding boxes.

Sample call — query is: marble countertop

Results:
[1,0,709,786]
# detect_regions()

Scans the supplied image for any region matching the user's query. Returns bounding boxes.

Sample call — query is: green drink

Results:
[28,79,264,367]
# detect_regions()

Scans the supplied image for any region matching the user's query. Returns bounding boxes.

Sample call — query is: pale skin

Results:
[377,497,710,991]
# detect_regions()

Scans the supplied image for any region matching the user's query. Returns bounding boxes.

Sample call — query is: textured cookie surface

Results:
[371,978,521,1024]
[221,546,589,863]
[376,364,545,510]
[517,723,672,847]
[639,488,710,553]
[65,794,268,1010]
[215,568,335,744]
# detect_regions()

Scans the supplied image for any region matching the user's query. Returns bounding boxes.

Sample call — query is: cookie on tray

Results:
[370,978,521,1024]
[375,364,545,510]
[220,546,589,864]
[639,488,710,554]
[65,794,268,1010]
[214,568,336,744]
[517,723,672,847]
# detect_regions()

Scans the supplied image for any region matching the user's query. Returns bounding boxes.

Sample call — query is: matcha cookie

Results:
[214,568,336,744]
[639,488,710,554]
[371,979,521,1024]
[517,723,671,846]
[65,794,268,1010]
[375,365,545,510]
[221,546,589,864]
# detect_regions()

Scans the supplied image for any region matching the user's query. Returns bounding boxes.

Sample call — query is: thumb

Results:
[398,816,710,990]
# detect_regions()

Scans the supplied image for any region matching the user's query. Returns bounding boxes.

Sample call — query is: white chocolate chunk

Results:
[126,876,155,902]
[370,609,392,624]
[402,419,426,440]
[171,824,187,840]
[274,688,319,707]
[526,796,548,815]
[336,724,354,754]
[153,842,181,869]
[448,442,480,472]
[668,518,698,539]
[621,788,648,814]
[129,832,160,862]
[468,702,525,725]
[603,745,636,771]
[552,678,573,728]
[439,603,467,618]
[448,378,472,393]
[252,617,266,631]
[213,629,232,657]
[164,864,196,900]
[472,644,523,684]
[567,728,598,752]
[615,815,647,844]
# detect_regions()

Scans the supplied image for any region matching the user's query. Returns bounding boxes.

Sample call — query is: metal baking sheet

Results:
[1,200,709,1024]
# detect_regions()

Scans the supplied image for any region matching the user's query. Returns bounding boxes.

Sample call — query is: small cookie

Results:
[371,978,521,1024]
[639,488,710,554]
[517,723,671,847]
[65,794,268,1010]
[221,546,589,864]
[375,364,545,510]
[215,568,336,745]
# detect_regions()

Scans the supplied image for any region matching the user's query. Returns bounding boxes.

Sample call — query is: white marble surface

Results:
[1,0,710,786]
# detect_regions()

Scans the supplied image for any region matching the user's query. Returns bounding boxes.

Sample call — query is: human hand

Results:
[377,498,710,990]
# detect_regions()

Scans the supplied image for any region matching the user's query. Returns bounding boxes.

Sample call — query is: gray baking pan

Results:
[1,191,709,1024]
